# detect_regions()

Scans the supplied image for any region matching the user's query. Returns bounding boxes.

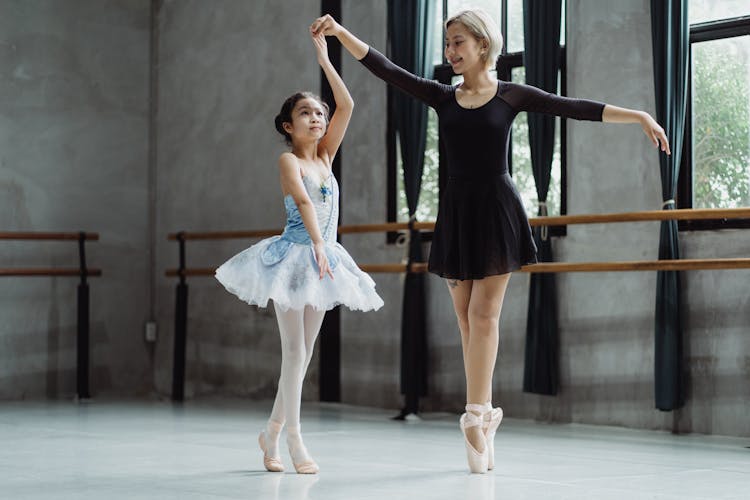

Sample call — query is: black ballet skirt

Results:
[360,48,605,280]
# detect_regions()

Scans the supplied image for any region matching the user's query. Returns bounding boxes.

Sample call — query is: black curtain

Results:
[650,0,689,411]
[387,0,434,415]
[522,0,563,395]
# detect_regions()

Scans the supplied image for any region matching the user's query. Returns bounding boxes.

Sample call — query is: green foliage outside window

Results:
[691,36,750,208]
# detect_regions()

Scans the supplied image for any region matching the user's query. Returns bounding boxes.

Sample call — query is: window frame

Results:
[386,0,569,241]
[677,15,750,231]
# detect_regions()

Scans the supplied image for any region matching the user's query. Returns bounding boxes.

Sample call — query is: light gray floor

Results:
[0,399,748,500]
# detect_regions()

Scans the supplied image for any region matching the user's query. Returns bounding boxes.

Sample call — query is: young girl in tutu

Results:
[215,31,383,474]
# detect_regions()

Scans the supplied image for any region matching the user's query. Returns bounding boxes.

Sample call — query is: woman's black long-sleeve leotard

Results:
[360,47,604,279]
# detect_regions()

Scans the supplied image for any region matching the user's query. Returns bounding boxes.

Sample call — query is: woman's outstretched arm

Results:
[311,31,353,162]
[507,83,671,156]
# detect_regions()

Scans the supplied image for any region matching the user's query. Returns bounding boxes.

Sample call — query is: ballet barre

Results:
[165,258,750,276]
[165,207,750,274]
[165,207,750,400]
[0,231,101,399]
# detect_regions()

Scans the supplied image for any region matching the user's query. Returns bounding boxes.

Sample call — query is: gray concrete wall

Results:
[0,0,152,398]
[339,0,405,408]
[552,0,748,437]
[152,0,321,400]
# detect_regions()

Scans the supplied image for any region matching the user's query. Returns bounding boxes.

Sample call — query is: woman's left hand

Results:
[640,113,671,155]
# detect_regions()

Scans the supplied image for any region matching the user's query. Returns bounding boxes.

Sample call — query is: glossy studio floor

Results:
[1,399,748,500]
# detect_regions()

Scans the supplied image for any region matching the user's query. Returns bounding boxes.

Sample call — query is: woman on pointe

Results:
[215,32,383,474]
[311,9,670,473]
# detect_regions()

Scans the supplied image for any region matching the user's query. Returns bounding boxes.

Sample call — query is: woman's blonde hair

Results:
[445,9,503,69]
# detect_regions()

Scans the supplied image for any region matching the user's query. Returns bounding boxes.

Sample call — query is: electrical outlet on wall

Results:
[145,321,157,343]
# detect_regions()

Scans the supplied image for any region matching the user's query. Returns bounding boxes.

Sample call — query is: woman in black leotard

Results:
[311,9,670,474]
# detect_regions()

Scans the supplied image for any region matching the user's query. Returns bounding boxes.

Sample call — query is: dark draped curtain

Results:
[522,0,563,395]
[650,0,689,411]
[387,0,434,415]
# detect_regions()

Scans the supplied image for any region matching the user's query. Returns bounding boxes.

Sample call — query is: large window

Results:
[391,1,567,235]
[678,1,750,229]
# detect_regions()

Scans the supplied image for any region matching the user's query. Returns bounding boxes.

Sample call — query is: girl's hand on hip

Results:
[313,241,334,280]
[310,14,342,37]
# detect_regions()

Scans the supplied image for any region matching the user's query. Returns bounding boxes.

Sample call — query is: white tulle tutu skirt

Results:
[215,235,384,312]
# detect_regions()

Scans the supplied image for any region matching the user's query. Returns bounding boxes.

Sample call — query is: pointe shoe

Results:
[483,407,504,470]
[258,430,285,473]
[460,403,490,474]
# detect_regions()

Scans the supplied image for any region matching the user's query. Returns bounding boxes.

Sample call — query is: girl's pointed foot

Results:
[258,428,285,473]
[287,426,319,474]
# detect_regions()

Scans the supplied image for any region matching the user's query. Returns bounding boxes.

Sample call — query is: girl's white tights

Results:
[263,303,325,464]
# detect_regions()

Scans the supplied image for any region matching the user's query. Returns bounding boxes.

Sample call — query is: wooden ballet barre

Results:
[0,268,102,277]
[0,232,99,241]
[338,222,435,234]
[167,229,280,240]
[337,208,750,233]
[529,207,750,227]
[166,224,432,240]
[164,263,429,277]
[164,265,422,277]
[359,259,750,273]
[166,208,750,240]
[165,259,750,277]
[521,258,750,273]
[1,230,99,400]
[358,263,428,273]
[165,268,215,277]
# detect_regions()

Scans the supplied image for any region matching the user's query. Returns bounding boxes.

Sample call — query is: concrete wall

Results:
[339,0,405,408]
[152,0,321,399]
[551,0,748,437]
[0,0,152,398]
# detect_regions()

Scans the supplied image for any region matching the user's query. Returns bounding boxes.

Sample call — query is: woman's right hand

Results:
[312,241,334,280]
[310,14,342,37]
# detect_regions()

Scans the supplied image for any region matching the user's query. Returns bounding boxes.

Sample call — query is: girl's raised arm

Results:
[311,32,353,163]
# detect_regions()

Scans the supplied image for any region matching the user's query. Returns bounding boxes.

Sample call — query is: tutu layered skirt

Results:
[215,235,384,312]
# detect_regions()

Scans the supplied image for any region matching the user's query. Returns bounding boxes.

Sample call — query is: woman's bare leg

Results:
[446,278,473,385]
[463,273,511,451]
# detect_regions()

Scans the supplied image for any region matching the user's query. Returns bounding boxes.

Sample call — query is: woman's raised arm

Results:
[311,14,446,108]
